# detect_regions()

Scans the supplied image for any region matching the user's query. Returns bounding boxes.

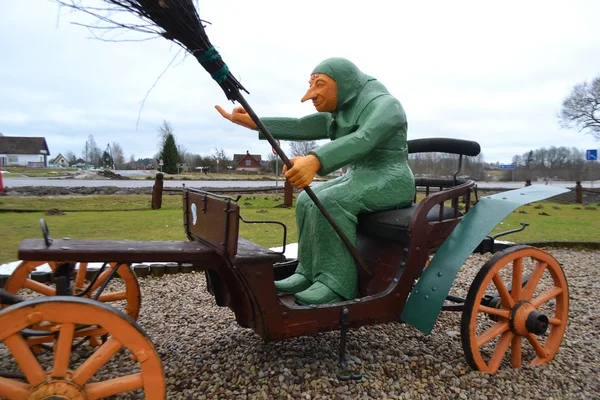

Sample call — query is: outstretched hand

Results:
[284,155,321,190]
[215,105,257,130]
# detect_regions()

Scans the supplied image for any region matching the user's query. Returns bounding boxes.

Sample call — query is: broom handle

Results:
[234,92,373,279]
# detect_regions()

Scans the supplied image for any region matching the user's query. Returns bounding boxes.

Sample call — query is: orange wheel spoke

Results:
[476,321,509,348]
[531,286,562,308]
[526,333,549,358]
[548,317,562,326]
[88,266,116,293]
[0,311,43,341]
[492,274,515,308]
[478,305,510,319]
[71,336,123,386]
[75,262,88,289]
[0,375,30,399]
[522,261,547,300]
[3,334,46,386]
[97,291,127,302]
[24,279,56,296]
[488,331,513,372]
[510,335,522,368]
[511,257,523,301]
[52,322,76,378]
[85,373,144,400]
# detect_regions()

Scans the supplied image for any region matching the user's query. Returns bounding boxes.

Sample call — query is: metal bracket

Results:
[336,307,363,381]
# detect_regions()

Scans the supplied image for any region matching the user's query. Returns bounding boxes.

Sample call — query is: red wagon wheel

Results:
[0,296,165,400]
[461,245,569,373]
[2,261,140,347]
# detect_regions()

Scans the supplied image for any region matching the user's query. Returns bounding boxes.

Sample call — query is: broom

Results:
[55,0,372,278]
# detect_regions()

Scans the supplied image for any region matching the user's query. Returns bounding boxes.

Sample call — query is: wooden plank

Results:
[18,239,217,263]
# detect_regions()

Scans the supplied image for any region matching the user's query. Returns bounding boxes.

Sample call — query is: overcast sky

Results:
[1,0,599,164]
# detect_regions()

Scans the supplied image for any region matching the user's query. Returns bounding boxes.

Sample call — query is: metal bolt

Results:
[432,287,437,292]
[437,272,443,277]
[424,295,429,300]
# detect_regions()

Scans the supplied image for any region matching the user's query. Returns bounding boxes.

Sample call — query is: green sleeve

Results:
[310,96,405,176]
[258,113,332,141]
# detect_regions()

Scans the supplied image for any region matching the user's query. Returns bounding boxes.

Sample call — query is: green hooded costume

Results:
[260,58,415,303]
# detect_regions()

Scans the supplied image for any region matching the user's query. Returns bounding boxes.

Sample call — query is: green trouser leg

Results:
[278,165,414,305]
[294,177,358,301]
[274,179,335,295]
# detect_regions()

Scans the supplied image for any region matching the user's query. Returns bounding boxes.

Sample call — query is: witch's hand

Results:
[284,155,321,189]
[215,105,257,130]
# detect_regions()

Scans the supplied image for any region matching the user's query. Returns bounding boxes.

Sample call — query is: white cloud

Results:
[0,0,599,163]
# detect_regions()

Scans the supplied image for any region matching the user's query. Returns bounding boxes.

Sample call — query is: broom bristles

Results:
[55,0,248,101]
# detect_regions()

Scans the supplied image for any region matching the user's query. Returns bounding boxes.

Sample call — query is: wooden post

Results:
[575,180,583,204]
[525,179,532,187]
[152,173,164,209]
[284,179,293,207]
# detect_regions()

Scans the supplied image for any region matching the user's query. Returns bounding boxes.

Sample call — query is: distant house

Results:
[233,151,262,173]
[52,153,70,168]
[0,136,50,167]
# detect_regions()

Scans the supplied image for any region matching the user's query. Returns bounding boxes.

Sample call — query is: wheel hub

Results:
[509,301,549,336]
[27,380,87,400]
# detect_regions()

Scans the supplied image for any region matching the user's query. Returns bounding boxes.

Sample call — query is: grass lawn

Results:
[0,193,598,264]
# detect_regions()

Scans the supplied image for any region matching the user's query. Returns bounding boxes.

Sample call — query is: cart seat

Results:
[357,204,462,242]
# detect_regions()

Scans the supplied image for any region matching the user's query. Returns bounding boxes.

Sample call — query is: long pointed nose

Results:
[301,87,316,103]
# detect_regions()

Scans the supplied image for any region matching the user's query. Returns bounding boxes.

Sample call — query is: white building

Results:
[52,153,70,168]
[0,136,51,167]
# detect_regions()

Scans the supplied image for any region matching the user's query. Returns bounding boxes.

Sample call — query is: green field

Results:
[0,193,598,264]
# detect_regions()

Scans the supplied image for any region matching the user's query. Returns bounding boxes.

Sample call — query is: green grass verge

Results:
[0,194,598,264]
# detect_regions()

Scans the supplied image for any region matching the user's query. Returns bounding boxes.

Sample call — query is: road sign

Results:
[272,139,281,156]
[500,164,516,170]
[586,149,598,161]
[159,159,164,166]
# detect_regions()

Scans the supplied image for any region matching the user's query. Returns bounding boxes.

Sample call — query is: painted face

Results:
[300,73,337,112]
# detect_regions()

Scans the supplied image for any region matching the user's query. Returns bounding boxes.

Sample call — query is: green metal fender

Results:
[400,184,570,334]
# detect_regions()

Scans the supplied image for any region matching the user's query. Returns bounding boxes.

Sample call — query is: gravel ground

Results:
[1,248,599,399]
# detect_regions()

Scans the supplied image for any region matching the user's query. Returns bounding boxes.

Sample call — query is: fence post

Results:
[525,179,532,187]
[284,179,293,207]
[152,173,164,209]
[0,166,4,193]
[575,180,583,204]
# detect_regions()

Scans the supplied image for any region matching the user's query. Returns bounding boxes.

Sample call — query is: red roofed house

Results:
[233,151,262,173]
[0,136,50,167]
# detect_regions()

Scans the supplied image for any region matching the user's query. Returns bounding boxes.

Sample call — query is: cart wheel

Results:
[2,261,140,346]
[0,296,165,399]
[461,245,569,373]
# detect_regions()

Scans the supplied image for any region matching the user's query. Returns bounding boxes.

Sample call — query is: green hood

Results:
[311,57,391,139]
[311,57,376,110]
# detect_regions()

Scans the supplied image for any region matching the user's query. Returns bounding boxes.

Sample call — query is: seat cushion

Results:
[357,204,463,242]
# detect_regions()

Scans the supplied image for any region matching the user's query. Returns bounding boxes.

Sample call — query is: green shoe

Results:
[295,282,343,305]
[274,273,311,294]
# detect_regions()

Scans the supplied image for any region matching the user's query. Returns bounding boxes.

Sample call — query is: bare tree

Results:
[212,148,228,163]
[559,76,600,140]
[65,151,77,164]
[111,142,125,169]
[84,135,102,167]
[289,140,318,157]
